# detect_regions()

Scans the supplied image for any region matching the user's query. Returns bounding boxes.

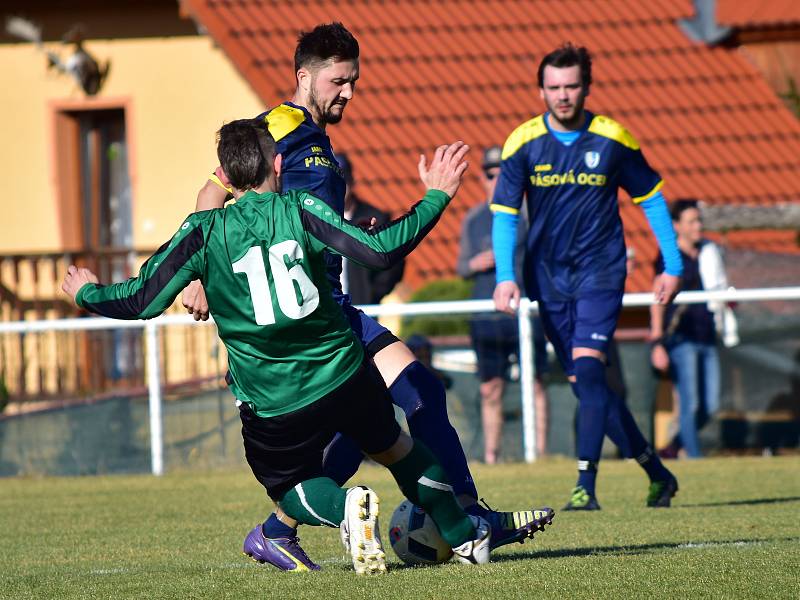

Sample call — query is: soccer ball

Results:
[388,500,453,565]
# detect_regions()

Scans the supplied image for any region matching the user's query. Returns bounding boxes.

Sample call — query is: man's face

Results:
[481,166,500,199]
[307,58,359,126]
[675,207,703,245]
[539,64,587,128]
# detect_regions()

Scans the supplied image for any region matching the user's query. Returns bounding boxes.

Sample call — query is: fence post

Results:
[146,321,164,476]
[517,298,537,463]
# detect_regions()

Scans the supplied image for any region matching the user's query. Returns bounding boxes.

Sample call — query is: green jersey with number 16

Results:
[76,188,451,417]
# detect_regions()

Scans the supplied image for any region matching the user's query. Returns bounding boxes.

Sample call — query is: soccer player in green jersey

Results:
[62,120,490,573]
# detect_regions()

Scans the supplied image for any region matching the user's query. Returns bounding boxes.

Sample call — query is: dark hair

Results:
[537,43,592,89]
[294,22,359,73]
[216,119,276,190]
[670,198,699,222]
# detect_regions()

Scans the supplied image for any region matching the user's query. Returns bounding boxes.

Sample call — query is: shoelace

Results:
[285,537,315,564]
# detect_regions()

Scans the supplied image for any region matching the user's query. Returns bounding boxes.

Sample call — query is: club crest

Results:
[584,151,600,169]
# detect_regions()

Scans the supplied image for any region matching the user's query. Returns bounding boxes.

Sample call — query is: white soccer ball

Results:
[388,500,453,565]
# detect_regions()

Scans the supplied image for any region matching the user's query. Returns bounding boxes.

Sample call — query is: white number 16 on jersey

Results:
[232,241,320,325]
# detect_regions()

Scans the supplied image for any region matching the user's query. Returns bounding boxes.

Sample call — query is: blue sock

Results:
[262,513,295,539]
[573,357,611,496]
[321,432,364,486]
[605,392,671,482]
[392,362,479,500]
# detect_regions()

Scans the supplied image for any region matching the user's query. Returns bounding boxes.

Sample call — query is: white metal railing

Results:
[1,286,799,473]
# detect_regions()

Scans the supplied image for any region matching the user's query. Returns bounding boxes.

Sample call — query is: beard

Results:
[546,95,586,129]
[309,87,346,126]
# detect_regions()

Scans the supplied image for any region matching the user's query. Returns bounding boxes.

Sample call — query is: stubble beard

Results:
[547,96,586,130]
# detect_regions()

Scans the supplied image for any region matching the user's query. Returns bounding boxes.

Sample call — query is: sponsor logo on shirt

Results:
[529,170,607,187]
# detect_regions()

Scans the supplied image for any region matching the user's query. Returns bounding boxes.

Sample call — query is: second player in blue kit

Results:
[492,43,683,510]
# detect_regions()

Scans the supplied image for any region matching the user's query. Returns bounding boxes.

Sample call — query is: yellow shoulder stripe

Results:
[588,115,640,150]
[489,203,520,215]
[631,180,664,204]
[265,104,306,142]
[501,115,547,160]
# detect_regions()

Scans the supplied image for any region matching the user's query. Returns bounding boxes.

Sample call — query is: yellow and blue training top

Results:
[491,111,663,301]
[256,102,348,292]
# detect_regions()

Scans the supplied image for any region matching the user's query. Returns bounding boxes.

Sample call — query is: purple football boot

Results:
[242,524,321,572]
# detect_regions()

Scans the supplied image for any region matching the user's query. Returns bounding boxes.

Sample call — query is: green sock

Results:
[388,440,476,547]
[278,477,346,528]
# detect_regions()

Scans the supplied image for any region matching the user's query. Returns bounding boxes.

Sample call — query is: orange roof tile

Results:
[183,0,800,292]
[717,0,800,29]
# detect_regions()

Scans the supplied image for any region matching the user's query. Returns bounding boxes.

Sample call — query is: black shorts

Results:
[239,362,401,502]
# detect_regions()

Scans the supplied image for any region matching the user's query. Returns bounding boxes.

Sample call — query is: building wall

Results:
[0,34,264,253]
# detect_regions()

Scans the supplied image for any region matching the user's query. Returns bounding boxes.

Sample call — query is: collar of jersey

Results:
[239,189,275,203]
[544,110,593,145]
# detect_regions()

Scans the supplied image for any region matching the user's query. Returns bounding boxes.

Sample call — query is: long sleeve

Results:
[301,189,451,269]
[76,219,206,319]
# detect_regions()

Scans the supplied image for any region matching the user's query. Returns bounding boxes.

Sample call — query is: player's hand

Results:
[197,167,232,212]
[469,249,495,273]
[418,141,470,198]
[653,273,681,305]
[62,265,99,304]
[493,280,520,315]
[182,280,209,321]
[650,343,669,371]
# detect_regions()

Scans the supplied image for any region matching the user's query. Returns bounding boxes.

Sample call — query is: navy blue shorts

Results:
[538,290,623,377]
[339,297,399,357]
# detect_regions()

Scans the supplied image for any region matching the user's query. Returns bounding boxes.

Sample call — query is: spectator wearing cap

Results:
[457,146,550,462]
[339,153,406,305]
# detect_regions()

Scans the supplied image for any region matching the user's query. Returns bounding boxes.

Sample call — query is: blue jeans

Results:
[667,340,720,458]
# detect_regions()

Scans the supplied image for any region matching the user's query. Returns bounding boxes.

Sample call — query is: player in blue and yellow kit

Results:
[183,23,554,569]
[492,44,682,510]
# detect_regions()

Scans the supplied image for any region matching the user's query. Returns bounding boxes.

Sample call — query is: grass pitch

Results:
[2,456,798,599]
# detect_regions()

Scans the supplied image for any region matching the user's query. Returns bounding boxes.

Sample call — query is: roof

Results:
[717,0,800,29]
[183,0,800,293]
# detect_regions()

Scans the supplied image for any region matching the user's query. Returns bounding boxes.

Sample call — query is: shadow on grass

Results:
[676,496,800,508]
[488,536,800,563]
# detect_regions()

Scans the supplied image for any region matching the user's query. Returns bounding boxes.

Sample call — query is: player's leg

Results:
[334,363,490,564]
[239,399,342,572]
[602,339,675,487]
[537,300,603,509]
[323,304,478,504]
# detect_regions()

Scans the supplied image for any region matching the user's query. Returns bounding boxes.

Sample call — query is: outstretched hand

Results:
[62,265,99,304]
[418,141,470,198]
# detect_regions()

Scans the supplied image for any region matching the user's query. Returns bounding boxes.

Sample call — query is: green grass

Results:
[2,456,799,599]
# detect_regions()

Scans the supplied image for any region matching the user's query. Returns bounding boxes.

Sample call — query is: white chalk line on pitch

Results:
[677,540,763,550]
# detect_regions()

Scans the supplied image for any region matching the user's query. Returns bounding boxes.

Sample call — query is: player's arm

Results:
[63,218,207,320]
[491,135,527,314]
[181,169,231,321]
[303,142,469,269]
[638,191,681,304]
[198,167,233,211]
[619,142,682,304]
